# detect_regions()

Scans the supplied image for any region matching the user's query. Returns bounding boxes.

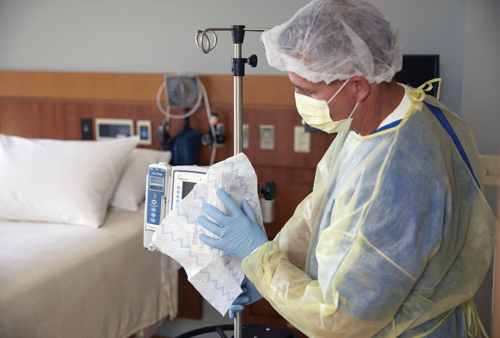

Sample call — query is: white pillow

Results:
[0,134,139,228]
[110,149,171,212]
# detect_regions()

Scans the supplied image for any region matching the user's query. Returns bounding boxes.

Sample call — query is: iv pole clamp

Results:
[192,25,290,338]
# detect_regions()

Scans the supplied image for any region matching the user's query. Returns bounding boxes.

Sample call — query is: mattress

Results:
[0,208,171,338]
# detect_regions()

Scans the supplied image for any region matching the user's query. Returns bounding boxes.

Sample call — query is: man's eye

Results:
[295,87,315,97]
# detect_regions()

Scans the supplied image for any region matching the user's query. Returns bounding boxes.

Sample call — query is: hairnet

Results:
[261,0,403,84]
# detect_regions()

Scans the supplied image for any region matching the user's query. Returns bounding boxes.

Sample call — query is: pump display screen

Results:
[150,185,163,191]
[182,181,196,199]
[150,177,164,185]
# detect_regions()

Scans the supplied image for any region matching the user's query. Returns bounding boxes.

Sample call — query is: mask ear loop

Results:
[327,78,359,121]
[349,102,360,119]
[327,78,351,104]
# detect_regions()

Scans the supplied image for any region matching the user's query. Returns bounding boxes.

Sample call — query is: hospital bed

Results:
[0,206,177,338]
[0,136,179,338]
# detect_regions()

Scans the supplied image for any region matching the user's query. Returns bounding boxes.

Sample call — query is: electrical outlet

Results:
[480,155,500,187]
[294,126,311,153]
[243,124,250,149]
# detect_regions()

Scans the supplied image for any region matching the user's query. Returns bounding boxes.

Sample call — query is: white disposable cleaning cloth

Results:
[152,153,264,315]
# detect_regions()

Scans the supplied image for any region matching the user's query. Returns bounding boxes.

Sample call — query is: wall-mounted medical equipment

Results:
[201,113,225,148]
[95,118,134,140]
[137,120,152,145]
[171,117,202,166]
[166,74,200,108]
[156,74,218,165]
[143,162,209,252]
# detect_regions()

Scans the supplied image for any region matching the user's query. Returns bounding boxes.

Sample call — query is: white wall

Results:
[461,0,500,336]
[0,0,466,114]
[461,0,500,155]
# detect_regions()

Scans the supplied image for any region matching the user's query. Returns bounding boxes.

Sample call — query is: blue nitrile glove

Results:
[228,276,263,319]
[197,188,268,261]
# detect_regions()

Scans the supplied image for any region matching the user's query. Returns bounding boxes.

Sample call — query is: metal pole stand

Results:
[195,25,263,338]
[193,25,285,338]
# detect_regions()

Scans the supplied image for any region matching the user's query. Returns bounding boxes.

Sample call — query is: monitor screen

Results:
[182,181,197,199]
[395,55,440,98]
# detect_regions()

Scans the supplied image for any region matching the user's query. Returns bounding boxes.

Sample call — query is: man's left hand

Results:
[198,189,268,261]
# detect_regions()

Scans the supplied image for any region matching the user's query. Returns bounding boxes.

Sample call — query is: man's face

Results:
[287,71,355,122]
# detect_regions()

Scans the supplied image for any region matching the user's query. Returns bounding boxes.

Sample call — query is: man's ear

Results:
[350,76,370,102]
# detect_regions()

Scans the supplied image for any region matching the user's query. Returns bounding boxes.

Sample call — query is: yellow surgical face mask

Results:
[295,79,359,134]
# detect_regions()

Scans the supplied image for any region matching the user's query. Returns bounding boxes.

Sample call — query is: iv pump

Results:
[143,162,208,252]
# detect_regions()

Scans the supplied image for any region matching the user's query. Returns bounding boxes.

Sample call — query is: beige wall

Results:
[461,0,500,335]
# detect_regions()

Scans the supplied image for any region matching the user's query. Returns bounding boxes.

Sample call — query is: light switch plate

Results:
[137,120,152,145]
[294,126,311,153]
[480,155,500,187]
[81,118,93,140]
[259,125,275,150]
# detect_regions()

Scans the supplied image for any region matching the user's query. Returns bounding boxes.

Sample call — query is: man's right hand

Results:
[228,276,263,319]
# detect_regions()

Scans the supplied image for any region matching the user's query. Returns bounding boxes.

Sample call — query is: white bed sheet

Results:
[0,208,170,338]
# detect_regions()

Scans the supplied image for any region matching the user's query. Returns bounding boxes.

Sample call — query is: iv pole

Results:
[195,25,267,338]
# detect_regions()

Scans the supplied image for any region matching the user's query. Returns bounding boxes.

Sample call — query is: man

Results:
[197,0,497,336]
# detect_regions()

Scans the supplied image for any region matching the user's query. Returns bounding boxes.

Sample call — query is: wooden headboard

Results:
[0,71,334,327]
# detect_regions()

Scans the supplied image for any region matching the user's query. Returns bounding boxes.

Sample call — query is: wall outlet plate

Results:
[243,124,249,149]
[259,125,275,150]
[294,125,311,153]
